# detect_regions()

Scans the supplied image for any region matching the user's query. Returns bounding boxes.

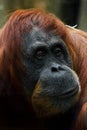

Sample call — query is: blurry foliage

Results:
[0,0,86,30]
[0,0,61,28]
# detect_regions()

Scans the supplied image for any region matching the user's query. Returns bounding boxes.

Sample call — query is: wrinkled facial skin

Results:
[21,27,81,118]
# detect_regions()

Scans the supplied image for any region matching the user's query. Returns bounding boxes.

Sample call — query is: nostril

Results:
[51,65,64,72]
[51,67,58,72]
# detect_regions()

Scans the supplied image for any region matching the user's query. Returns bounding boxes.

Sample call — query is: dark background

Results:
[0,0,86,30]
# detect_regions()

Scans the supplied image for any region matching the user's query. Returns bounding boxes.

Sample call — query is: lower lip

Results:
[58,87,79,98]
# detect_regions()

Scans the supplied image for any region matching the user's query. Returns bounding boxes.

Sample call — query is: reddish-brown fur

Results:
[65,26,87,130]
[0,9,87,130]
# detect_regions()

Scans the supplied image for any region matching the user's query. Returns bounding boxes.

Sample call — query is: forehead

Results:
[30,27,58,42]
[22,27,63,46]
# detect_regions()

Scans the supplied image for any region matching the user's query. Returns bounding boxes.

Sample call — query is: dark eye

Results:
[35,49,46,60]
[53,47,63,57]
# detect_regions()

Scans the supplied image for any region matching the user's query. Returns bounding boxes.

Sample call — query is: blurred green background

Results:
[0,0,86,30]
